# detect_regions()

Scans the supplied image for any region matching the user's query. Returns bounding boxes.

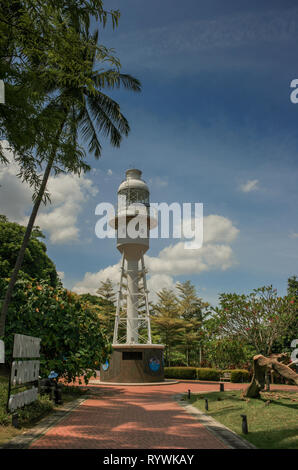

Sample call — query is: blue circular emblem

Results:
[102,360,109,371]
[149,357,160,372]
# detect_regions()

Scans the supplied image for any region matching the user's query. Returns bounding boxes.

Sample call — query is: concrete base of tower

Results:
[100,344,165,383]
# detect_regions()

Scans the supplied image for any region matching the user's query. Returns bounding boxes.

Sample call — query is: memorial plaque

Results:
[13,334,40,358]
[8,334,41,412]
[10,360,40,386]
[8,387,38,412]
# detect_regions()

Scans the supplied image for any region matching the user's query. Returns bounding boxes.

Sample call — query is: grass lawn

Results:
[0,372,88,446]
[189,390,298,449]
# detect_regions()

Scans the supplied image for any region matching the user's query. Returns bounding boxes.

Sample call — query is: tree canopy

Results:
[210,285,297,358]
[79,288,116,344]
[0,1,141,336]
[0,215,58,286]
[151,288,185,366]
[2,276,109,383]
[0,0,122,171]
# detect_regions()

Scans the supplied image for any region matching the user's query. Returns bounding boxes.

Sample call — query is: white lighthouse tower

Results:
[100,169,164,383]
[113,168,154,345]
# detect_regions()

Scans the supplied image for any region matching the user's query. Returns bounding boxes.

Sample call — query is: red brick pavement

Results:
[30,382,295,449]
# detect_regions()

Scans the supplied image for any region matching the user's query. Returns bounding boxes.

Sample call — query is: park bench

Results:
[220,372,231,382]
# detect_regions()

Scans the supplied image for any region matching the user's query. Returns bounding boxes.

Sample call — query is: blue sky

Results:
[1,0,298,305]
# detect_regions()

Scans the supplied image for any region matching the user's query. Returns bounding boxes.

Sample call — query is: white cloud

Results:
[172,213,239,248]
[72,264,177,302]
[0,145,32,222]
[145,242,235,276]
[289,232,298,239]
[0,143,98,244]
[107,169,113,176]
[72,262,121,295]
[203,215,239,243]
[152,176,168,188]
[35,174,98,244]
[146,274,178,302]
[239,179,259,193]
[72,214,239,300]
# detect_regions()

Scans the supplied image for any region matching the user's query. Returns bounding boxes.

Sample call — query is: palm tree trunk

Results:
[0,122,65,337]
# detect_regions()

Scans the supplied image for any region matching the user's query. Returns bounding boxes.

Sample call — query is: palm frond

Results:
[92,70,141,92]
[80,90,130,151]
[90,91,130,134]
[79,107,102,158]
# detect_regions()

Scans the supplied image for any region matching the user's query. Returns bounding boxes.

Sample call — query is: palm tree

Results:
[0,28,141,336]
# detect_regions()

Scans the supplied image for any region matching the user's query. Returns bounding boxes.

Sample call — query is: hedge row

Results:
[197,368,221,381]
[164,367,220,381]
[229,369,250,383]
[164,367,250,382]
[164,367,197,379]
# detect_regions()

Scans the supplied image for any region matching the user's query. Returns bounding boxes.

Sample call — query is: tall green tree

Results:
[212,286,297,356]
[0,1,121,164]
[203,334,256,370]
[287,275,298,341]
[152,288,184,366]
[96,278,116,342]
[2,276,109,383]
[0,215,58,286]
[97,278,116,304]
[0,7,141,336]
[78,292,114,345]
[176,281,209,366]
[288,275,298,301]
[273,275,298,353]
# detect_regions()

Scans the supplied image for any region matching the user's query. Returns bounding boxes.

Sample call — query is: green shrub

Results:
[164,367,223,381]
[1,276,109,384]
[0,380,8,424]
[163,366,250,382]
[0,377,54,426]
[229,369,250,383]
[0,408,11,425]
[196,368,221,381]
[164,367,197,379]
[17,395,54,426]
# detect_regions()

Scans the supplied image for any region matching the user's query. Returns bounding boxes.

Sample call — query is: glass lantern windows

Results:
[118,189,149,207]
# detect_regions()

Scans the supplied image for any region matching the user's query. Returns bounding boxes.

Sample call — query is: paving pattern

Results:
[29,381,294,449]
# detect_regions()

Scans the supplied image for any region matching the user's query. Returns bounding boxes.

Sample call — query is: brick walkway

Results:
[29,382,294,449]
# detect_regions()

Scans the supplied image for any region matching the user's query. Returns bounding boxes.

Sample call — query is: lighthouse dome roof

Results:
[118,169,149,193]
